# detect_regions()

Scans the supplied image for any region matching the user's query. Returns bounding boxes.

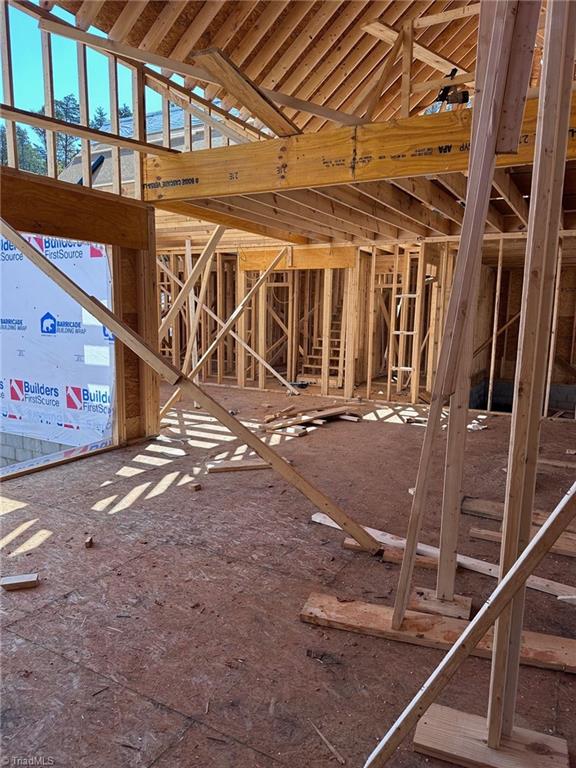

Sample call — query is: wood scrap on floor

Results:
[469,526,576,558]
[309,720,346,765]
[311,512,576,598]
[207,458,271,472]
[300,593,576,672]
[264,404,296,423]
[538,457,576,470]
[264,404,364,433]
[462,496,576,534]
[558,596,576,605]
[1,573,39,591]
[343,538,438,569]
[413,704,569,768]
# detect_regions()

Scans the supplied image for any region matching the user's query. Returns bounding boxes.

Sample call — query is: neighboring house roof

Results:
[58,104,228,187]
[101,103,195,137]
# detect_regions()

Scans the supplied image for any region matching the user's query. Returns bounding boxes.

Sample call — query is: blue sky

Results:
[4,1,162,129]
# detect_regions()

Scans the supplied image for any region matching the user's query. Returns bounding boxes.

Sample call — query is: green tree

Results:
[118,103,133,118]
[33,93,82,171]
[0,124,46,174]
[90,105,108,130]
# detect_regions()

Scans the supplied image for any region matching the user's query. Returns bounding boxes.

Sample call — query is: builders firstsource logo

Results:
[0,238,23,262]
[10,379,60,407]
[40,311,86,336]
[66,385,111,414]
[42,237,84,260]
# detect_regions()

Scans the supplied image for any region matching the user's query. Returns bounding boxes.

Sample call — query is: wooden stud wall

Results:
[155,238,576,413]
[1,168,160,447]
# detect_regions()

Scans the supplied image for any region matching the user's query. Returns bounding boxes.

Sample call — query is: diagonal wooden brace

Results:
[0,218,380,554]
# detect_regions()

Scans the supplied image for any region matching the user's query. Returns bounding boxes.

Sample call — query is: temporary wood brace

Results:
[197,300,301,396]
[0,219,380,555]
[361,481,576,767]
[190,248,285,378]
[158,226,225,342]
[461,496,576,534]
[159,247,288,417]
[311,512,576,599]
[470,526,576,559]
[392,0,542,630]
[301,592,576,672]
[414,704,568,768]
[487,0,576,746]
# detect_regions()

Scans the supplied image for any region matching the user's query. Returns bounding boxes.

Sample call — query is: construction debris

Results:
[207,459,271,473]
[309,720,346,765]
[1,573,39,591]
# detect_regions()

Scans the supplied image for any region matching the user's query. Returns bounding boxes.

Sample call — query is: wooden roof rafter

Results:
[236,0,345,121]
[371,17,479,122]
[317,7,479,130]
[203,0,290,102]
[294,0,430,130]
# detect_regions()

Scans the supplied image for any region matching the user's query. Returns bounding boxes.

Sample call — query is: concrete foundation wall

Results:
[469,379,576,414]
[0,432,73,470]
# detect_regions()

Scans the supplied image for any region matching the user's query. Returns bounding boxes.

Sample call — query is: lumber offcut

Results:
[470,526,576,558]
[1,573,39,590]
[301,593,576,672]
[414,704,569,768]
[461,496,576,534]
[312,513,576,598]
[207,459,271,473]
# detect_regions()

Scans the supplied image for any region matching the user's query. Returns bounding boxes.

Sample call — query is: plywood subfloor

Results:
[1,385,575,767]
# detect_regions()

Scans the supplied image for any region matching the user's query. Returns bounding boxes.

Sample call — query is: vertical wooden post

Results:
[131,63,145,200]
[410,247,426,403]
[487,0,576,746]
[287,270,295,381]
[258,268,267,389]
[436,313,474,602]
[41,30,57,178]
[108,54,122,195]
[337,270,347,389]
[236,258,247,387]
[225,260,234,374]
[426,256,440,393]
[0,2,17,167]
[366,247,377,400]
[392,1,523,631]
[344,255,360,399]
[217,252,225,383]
[112,209,159,439]
[321,268,334,396]
[386,247,399,401]
[162,94,171,149]
[303,270,311,363]
[487,239,504,411]
[170,255,180,368]
[396,249,410,394]
[543,243,562,416]
[292,269,301,381]
[401,21,413,119]
[183,96,192,151]
[77,42,92,187]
